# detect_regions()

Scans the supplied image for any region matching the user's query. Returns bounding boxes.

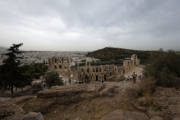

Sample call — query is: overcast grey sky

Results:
[0,0,180,51]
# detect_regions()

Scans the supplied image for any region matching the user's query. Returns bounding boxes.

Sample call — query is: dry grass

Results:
[126,78,155,97]
[125,77,156,109]
[139,78,156,94]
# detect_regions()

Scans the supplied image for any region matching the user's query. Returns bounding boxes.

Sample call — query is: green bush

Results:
[145,51,180,87]
[45,71,63,87]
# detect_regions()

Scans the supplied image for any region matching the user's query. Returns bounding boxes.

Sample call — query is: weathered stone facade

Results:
[77,64,124,83]
[123,54,140,73]
[47,54,140,83]
[48,57,71,71]
[76,54,140,83]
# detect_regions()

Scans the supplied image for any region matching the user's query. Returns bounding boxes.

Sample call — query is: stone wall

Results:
[123,54,140,73]
[77,54,140,83]
[76,65,123,83]
[47,57,71,71]
[47,54,140,83]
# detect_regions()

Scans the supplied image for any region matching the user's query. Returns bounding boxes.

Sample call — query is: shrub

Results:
[45,71,63,87]
[138,78,156,95]
[125,78,155,108]
[145,51,180,87]
[126,78,155,99]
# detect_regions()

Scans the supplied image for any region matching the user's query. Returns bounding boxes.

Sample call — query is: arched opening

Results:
[85,74,89,83]
[104,75,107,81]
[96,75,98,81]
[96,68,98,72]
[54,65,57,69]
[110,72,112,76]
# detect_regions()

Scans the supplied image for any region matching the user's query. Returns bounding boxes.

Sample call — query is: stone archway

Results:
[96,75,98,81]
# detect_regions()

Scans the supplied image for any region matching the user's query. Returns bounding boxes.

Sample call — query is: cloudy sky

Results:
[0,0,180,51]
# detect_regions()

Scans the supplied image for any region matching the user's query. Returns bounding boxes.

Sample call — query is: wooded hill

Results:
[87,47,159,65]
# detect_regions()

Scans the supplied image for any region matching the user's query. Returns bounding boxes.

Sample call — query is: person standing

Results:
[140,72,144,80]
[132,72,137,83]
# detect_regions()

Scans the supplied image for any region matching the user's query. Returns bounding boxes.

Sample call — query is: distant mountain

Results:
[87,47,159,65]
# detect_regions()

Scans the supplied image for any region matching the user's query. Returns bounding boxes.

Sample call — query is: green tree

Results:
[0,65,7,89]
[0,43,24,96]
[145,51,180,87]
[31,63,48,79]
[15,65,33,89]
[45,71,63,87]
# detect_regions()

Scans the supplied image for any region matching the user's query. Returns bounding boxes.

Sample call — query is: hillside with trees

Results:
[87,47,159,65]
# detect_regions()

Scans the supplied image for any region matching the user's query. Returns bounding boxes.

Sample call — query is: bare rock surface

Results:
[23,112,44,120]
[12,96,35,104]
[99,85,117,97]
[150,116,163,120]
[0,99,45,120]
[101,109,149,120]
[37,83,104,99]
[153,87,180,119]
[0,101,24,120]
[0,97,11,102]
[173,117,180,120]
[108,75,126,82]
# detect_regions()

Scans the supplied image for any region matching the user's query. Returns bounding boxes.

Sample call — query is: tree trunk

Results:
[11,84,14,97]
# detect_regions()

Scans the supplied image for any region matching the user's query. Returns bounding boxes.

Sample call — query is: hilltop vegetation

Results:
[145,51,180,87]
[87,47,159,65]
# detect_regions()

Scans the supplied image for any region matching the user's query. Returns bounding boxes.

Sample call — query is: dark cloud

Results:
[0,0,180,51]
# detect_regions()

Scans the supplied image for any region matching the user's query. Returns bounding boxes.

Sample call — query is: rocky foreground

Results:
[0,81,180,120]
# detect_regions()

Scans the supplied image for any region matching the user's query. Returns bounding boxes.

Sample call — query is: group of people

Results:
[127,72,144,83]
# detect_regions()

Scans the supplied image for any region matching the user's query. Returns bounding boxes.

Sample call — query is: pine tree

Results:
[1,43,23,96]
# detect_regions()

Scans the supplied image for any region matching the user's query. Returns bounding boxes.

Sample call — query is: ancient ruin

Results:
[47,57,71,71]
[46,54,140,83]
